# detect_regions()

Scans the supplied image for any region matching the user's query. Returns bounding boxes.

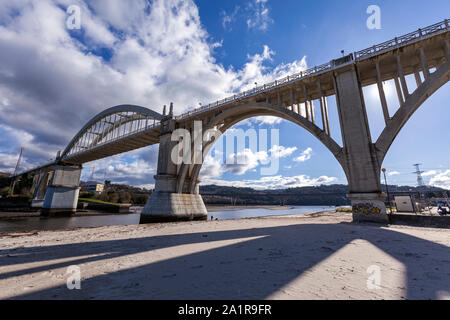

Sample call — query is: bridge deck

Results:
[176,26,448,125]
[62,125,161,164]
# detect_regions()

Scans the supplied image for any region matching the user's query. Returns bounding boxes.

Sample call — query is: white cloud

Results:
[200,155,225,180]
[250,116,284,125]
[201,174,337,190]
[428,170,450,189]
[388,171,401,176]
[224,149,269,175]
[221,0,273,32]
[294,147,313,162]
[81,154,156,187]
[200,143,298,180]
[0,152,32,173]
[422,170,437,177]
[270,145,297,158]
[246,0,273,31]
[0,0,307,189]
[221,6,240,31]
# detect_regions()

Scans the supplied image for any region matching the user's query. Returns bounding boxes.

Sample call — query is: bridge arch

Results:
[61,105,163,161]
[176,102,345,194]
[375,60,450,163]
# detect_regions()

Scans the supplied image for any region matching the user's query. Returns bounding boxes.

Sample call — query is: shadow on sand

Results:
[0,221,449,299]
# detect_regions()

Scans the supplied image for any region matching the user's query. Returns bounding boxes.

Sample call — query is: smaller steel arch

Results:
[61,105,163,159]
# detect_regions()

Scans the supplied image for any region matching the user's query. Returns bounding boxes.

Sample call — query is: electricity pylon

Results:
[413,163,425,187]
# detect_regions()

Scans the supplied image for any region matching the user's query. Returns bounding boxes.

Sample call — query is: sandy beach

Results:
[0,211,449,300]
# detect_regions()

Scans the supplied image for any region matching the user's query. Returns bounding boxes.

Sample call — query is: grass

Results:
[78,198,122,206]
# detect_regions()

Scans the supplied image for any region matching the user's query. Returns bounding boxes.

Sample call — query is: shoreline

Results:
[0,204,335,219]
[206,205,296,212]
[0,210,137,220]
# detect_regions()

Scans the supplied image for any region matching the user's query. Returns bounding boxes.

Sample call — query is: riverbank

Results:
[0,205,297,218]
[0,210,133,220]
[0,210,449,300]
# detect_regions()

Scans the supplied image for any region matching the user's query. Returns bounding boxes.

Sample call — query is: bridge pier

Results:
[41,165,82,216]
[140,116,207,223]
[334,65,389,224]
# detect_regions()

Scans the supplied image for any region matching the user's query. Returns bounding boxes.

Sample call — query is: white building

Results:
[84,181,104,193]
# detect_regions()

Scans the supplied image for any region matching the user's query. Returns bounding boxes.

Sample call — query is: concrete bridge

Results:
[18,20,450,224]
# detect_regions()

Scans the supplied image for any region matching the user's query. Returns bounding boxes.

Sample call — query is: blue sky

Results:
[0,0,449,190]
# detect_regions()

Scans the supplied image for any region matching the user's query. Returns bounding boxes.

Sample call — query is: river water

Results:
[0,206,336,233]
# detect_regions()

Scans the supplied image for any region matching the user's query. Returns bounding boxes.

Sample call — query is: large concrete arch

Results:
[176,102,345,195]
[376,60,450,163]
[61,105,163,159]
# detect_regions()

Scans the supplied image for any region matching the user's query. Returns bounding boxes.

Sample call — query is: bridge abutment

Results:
[41,165,82,216]
[140,116,208,223]
[347,193,388,223]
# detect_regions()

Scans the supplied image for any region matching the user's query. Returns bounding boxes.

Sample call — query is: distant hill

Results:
[72,181,450,206]
[199,184,448,206]
[0,172,11,178]
[0,172,11,189]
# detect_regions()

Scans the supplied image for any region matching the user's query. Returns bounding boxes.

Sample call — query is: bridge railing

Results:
[175,19,448,120]
[64,116,161,160]
[354,19,449,59]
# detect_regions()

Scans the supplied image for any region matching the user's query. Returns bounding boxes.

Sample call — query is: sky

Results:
[0,0,449,190]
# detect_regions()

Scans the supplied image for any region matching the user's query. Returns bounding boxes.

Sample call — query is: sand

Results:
[0,211,449,300]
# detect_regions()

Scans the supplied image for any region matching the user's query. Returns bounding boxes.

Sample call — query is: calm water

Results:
[0,206,335,233]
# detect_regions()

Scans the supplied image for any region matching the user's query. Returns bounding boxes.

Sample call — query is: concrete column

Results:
[444,39,450,62]
[323,96,331,136]
[310,100,316,125]
[394,77,404,105]
[290,88,295,111]
[397,55,409,98]
[303,84,310,121]
[333,66,388,224]
[42,165,82,216]
[140,116,207,223]
[375,61,390,125]
[414,71,422,87]
[31,169,51,208]
[419,47,430,79]
[318,81,328,135]
[304,102,309,120]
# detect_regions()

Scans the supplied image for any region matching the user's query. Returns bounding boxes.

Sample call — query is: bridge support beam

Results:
[334,66,389,224]
[140,117,208,224]
[41,165,82,216]
[30,168,51,208]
